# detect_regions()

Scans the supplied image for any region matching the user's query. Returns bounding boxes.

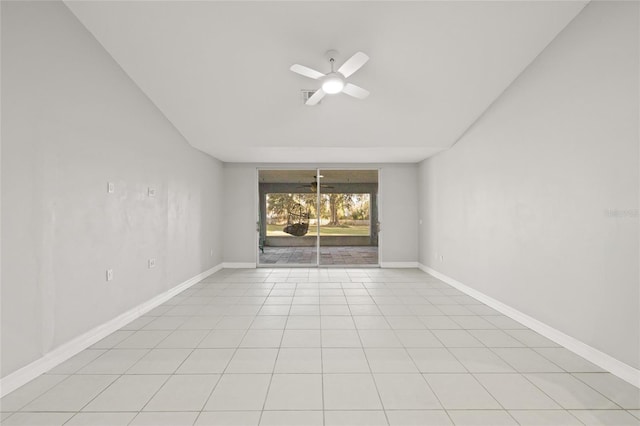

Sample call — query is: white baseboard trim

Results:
[222,262,256,269]
[418,263,640,389]
[0,263,223,398]
[380,261,419,268]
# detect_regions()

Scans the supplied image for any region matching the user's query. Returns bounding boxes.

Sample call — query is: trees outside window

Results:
[266,193,370,236]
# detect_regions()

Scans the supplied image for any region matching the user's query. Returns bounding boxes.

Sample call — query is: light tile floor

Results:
[1,268,639,426]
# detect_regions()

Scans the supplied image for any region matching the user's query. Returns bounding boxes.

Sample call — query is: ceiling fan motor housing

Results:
[322,72,345,94]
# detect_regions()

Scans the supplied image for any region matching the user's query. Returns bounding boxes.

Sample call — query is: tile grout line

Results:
[125,282,227,426]
[256,274,293,425]
[388,290,460,426]
[59,326,180,424]
[194,270,277,426]
[384,277,459,426]
[319,286,326,426]
[350,277,391,426]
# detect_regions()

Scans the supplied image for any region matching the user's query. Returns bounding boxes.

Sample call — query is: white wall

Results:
[419,1,639,368]
[1,1,223,378]
[379,165,419,265]
[223,163,418,265]
[223,165,258,265]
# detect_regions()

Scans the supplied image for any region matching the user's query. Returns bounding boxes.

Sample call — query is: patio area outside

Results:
[259,246,378,265]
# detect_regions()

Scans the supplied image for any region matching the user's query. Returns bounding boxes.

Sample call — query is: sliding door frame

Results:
[256,167,380,268]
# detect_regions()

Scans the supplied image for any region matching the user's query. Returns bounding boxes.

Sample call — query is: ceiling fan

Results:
[290,50,370,106]
[296,175,335,193]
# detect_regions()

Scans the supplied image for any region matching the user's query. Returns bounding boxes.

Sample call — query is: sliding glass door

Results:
[318,170,379,266]
[257,168,379,267]
[258,169,318,266]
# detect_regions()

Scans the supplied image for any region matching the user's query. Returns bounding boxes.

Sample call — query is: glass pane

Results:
[258,170,318,265]
[318,170,379,266]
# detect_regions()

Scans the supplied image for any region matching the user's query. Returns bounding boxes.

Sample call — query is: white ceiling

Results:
[65,1,587,163]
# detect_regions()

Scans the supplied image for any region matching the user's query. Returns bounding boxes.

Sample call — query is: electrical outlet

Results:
[107,182,114,193]
[148,187,156,197]
[439,255,444,262]
[106,269,113,281]
[148,258,156,269]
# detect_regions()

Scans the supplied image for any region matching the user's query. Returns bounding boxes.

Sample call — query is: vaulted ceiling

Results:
[65,1,587,163]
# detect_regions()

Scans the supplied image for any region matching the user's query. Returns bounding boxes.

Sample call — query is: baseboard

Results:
[0,263,223,398]
[418,263,640,389]
[380,261,419,268]
[223,262,257,269]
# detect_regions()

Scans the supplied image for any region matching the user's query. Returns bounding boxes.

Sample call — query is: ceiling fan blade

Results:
[290,64,325,80]
[342,83,370,100]
[337,52,369,78]
[305,88,325,106]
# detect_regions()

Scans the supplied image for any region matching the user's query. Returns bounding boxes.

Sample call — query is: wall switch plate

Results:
[439,255,444,262]
[106,269,114,281]
[148,258,156,268]
[210,249,213,257]
[148,187,156,197]
[107,182,114,193]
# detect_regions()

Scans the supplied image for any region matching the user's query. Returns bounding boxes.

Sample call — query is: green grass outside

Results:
[267,224,370,236]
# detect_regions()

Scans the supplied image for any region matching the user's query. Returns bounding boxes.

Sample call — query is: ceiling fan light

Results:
[322,74,345,94]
